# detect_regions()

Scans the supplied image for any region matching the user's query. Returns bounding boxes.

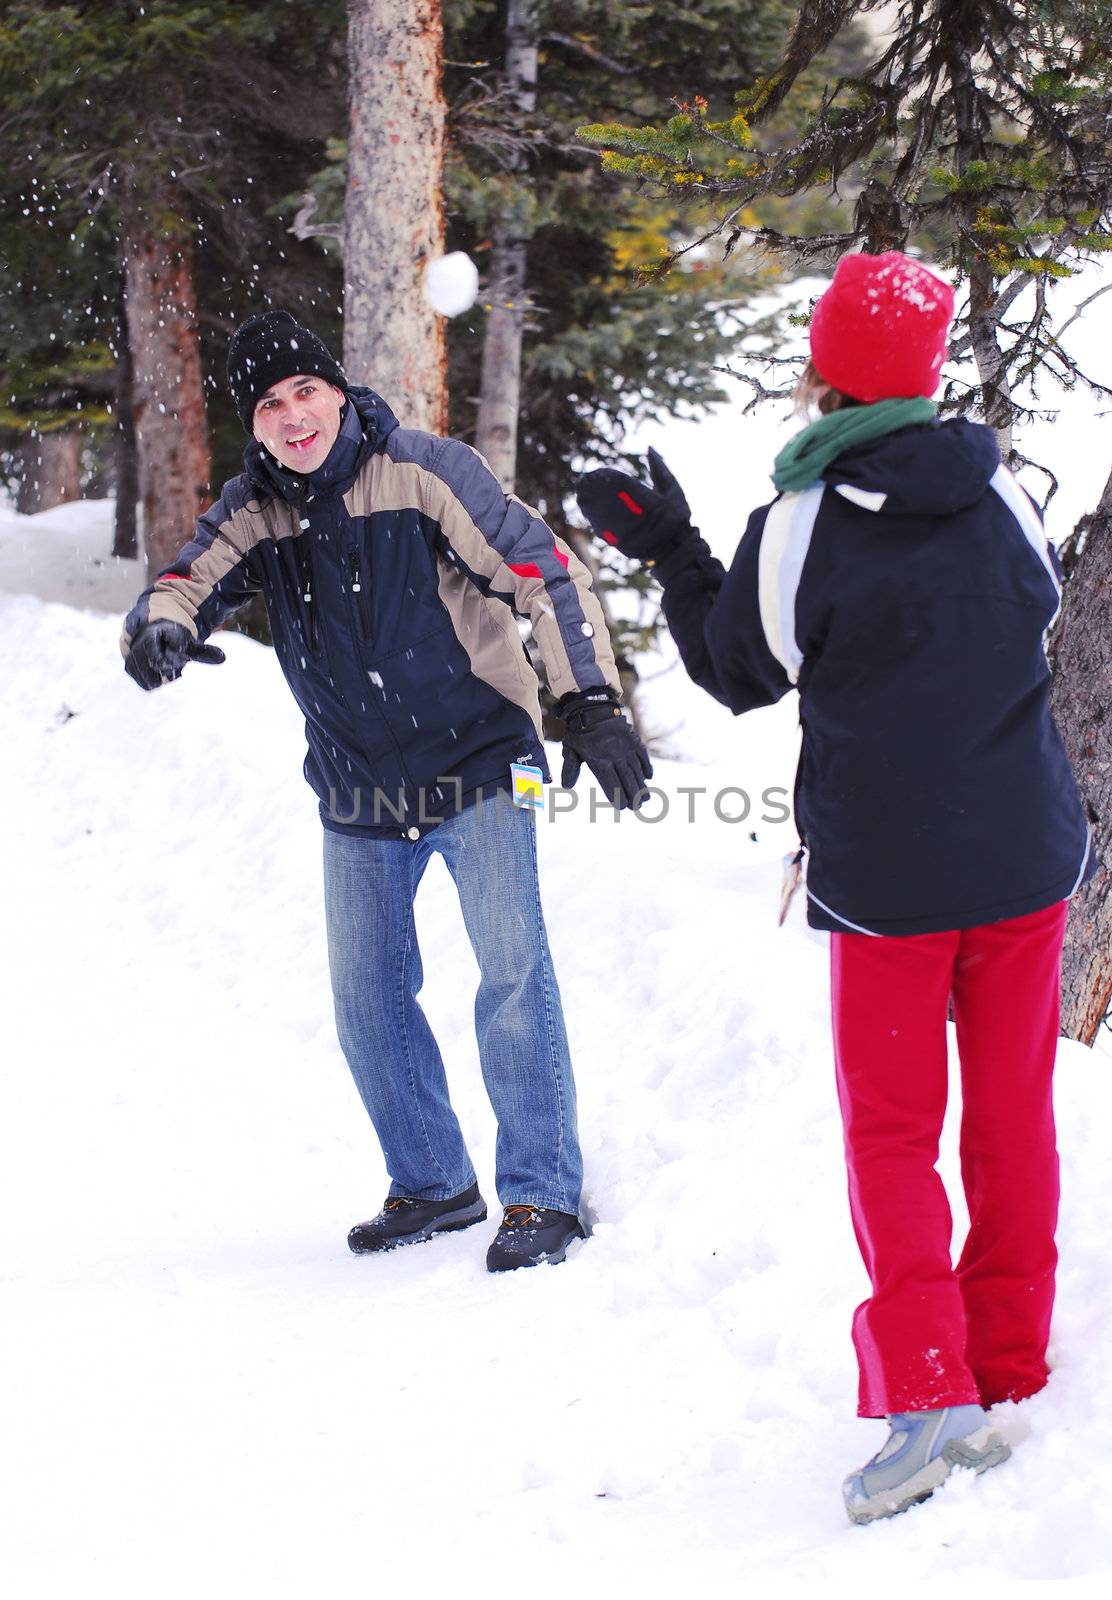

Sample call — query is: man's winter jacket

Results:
[122,389,620,836]
[660,418,1093,935]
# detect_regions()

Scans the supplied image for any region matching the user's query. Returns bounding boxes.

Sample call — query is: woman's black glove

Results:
[559,689,653,811]
[124,620,226,691]
[575,448,694,565]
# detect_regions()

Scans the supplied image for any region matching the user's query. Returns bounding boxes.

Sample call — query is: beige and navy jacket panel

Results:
[123,423,619,705]
[356,427,618,707]
[121,392,619,827]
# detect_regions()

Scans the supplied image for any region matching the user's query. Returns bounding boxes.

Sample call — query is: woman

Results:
[575,251,1093,1523]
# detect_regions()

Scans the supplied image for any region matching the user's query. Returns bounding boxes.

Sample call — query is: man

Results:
[121,309,650,1271]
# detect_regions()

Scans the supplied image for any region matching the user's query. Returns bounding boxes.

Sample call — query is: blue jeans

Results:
[322,799,583,1214]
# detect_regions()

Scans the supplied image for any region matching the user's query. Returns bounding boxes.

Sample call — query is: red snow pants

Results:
[830,898,1068,1418]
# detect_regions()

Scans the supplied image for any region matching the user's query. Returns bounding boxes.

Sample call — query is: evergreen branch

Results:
[744,225,859,261]
[636,209,854,283]
[946,219,1090,361]
[449,76,548,166]
[992,293,1112,403]
[1002,270,1052,384]
[980,32,1092,170]
[947,272,1051,361]
[741,0,878,127]
[1022,334,1112,402]
[871,0,935,85]
[889,79,943,200]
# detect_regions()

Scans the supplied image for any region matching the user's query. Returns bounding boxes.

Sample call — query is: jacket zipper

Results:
[303,529,320,653]
[302,489,421,821]
[347,549,372,642]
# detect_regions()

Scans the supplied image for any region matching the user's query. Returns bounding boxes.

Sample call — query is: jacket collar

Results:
[307,396,365,495]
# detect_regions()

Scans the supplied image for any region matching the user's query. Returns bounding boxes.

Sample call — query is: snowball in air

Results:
[424,252,480,317]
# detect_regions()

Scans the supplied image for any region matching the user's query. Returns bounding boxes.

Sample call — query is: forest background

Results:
[0,0,1109,1040]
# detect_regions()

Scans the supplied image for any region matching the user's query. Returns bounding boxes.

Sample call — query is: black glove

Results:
[559,689,653,811]
[124,620,226,691]
[575,448,694,565]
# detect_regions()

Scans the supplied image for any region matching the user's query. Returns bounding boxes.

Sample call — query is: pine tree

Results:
[471,0,537,491]
[442,0,809,716]
[577,0,1112,461]
[0,175,116,513]
[0,0,346,574]
[576,0,1112,1039]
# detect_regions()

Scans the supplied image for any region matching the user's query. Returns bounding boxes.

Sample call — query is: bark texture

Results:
[1048,466,1112,1044]
[473,0,538,491]
[344,0,447,433]
[946,29,1013,459]
[112,283,139,562]
[967,257,1014,461]
[124,207,211,580]
[15,428,82,514]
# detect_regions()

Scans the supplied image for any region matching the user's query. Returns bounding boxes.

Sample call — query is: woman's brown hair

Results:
[793,360,860,418]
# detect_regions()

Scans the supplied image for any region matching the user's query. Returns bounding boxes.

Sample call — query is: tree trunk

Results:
[474,0,538,492]
[946,34,1014,459]
[344,0,447,433]
[113,277,140,561]
[471,6,646,738]
[123,201,211,580]
[15,428,82,514]
[967,258,1014,462]
[1048,467,1112,1044]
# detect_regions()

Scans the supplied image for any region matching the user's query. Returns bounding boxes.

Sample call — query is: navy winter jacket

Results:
[661,419,1093,935]
[122,389,620,836]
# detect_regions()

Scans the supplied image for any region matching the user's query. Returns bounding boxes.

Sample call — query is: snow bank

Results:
[3,271,1111,1583]
[2,492,1111,1588]
[0,497,140,615]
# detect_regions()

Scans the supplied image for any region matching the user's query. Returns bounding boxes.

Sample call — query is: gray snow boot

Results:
[843,1404,1011,1525]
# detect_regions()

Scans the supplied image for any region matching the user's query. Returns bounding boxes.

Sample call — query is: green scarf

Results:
[772,397,937,493]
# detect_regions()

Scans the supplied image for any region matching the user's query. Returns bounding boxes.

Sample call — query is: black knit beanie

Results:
[227,310,348,431]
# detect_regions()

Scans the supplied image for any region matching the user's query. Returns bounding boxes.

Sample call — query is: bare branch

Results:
[541,32,634,77]
[1009,448,1060,510]
[288,191,341,243]
[1055,281,1112,345]
[711,362,799,414]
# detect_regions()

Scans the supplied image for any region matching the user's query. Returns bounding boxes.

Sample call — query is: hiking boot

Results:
[347,1182,487,1254]
[843,1404,1011,1525]
[485,1205,585,1272]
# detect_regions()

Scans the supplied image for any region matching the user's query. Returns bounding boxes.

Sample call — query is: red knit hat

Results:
[809,251,954,403]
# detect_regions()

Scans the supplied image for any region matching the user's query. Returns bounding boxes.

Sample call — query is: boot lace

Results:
[501,1204,542,1229]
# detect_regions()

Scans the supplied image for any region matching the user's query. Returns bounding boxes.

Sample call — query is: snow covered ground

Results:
[3,288,1112,1590]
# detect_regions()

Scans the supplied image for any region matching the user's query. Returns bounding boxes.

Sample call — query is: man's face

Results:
[252,374,345,473]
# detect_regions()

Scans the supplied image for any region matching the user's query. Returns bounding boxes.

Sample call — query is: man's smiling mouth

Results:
[285,430,319,451]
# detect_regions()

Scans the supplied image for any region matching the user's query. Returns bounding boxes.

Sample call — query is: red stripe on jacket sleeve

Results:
[508,547,571,580]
